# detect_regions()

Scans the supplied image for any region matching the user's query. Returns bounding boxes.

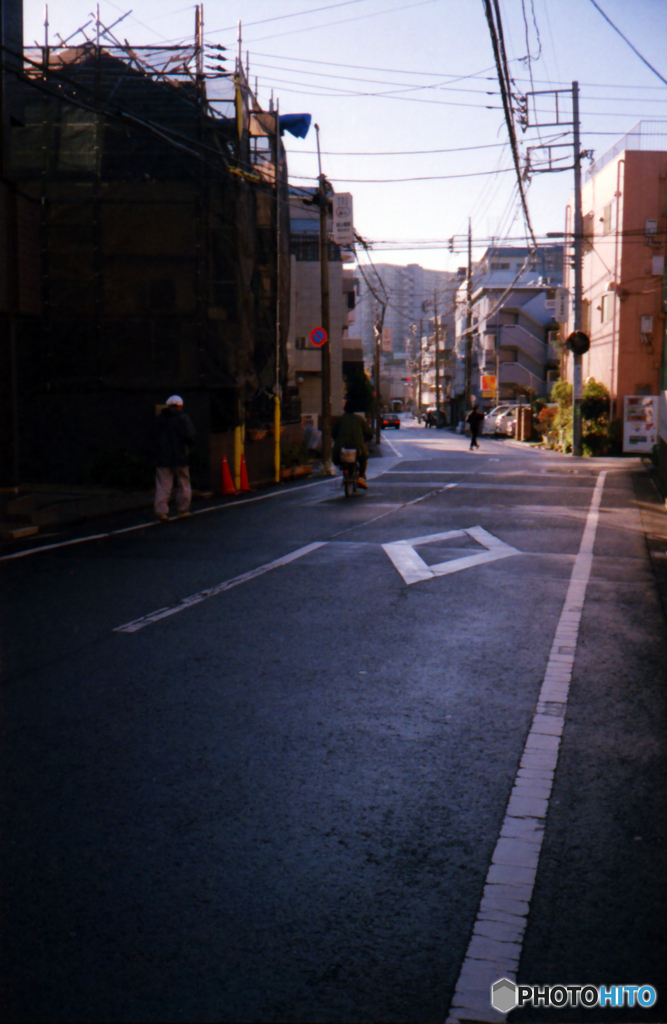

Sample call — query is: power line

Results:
[248,59,499,96]
[212,0,373,34]
[244,0,443,45]
[588,0,667,87]
[290,168,517,183]
[482,0,537,247]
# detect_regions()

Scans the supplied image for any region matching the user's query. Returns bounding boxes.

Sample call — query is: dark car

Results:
[381,412,401,429]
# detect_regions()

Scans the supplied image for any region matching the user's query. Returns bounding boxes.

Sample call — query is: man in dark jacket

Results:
[153,395,196,520]
[332,400,373,488]
[466,403,485,450]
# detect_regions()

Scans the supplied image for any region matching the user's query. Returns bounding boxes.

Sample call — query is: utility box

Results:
[516,406,532,441]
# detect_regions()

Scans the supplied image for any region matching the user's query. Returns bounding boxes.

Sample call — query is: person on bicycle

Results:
[332,399,373,488]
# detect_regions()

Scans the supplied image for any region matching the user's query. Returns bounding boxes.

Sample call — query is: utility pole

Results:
[314,125,333,472]
[434,290,440,415]
[464,218,473,410]
[274,97,281,483]
[571,81,583,457]
[418,316,423,413]
[373,310,384,444]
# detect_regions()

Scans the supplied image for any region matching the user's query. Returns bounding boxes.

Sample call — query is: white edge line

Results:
[382,435,403,457]
[0,477,336,563]
[113,541,326,634]
[445,470,607,1023]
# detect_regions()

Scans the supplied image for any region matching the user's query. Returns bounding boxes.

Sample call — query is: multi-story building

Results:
[354,261,458,408]
[285,188,358,420]
[453,246,563,411]
[563,121,667,453]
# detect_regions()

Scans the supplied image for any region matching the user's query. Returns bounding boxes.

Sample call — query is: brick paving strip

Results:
[446,471,608,1024]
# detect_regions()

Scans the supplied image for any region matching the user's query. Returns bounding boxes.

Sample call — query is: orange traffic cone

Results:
[221,456,238,496]
[239,453,253,492]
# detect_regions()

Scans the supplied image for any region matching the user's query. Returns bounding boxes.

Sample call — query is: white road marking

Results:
[113,542,325,634]
[0,478,335,563]
[446,471,607,1024]
[383,526,519,585]
[382,435,403,457]
[331,483,457,538]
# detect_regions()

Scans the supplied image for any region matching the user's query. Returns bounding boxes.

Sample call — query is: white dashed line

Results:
[114,542,325,633]
[446,470,607,1024]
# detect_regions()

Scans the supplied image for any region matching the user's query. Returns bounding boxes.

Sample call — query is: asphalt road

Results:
[1,417,665,1024]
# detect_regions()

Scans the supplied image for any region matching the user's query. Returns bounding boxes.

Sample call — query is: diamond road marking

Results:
[382,526,520,585]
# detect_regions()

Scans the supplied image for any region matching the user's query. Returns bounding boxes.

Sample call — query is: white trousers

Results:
[154,466,192,516]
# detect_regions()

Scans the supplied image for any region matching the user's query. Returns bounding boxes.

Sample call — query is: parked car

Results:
[482,404,518,435]
[495,407,519,437]
[381,411,401,429]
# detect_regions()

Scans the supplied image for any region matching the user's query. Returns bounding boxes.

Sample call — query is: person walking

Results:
[153,395,196,520]
[466,403,484,451]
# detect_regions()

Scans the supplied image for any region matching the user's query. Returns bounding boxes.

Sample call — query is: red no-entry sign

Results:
[310,328,327,347]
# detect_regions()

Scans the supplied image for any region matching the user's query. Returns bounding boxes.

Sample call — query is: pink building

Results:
[564,123,667,424]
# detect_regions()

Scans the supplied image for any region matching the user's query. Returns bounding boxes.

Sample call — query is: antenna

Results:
[237,21,242,70]
[44,4,49,49]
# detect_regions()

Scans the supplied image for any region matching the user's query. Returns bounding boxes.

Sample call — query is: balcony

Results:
[499,361,546,396]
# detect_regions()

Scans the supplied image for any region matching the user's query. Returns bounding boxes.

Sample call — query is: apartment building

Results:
[564,122,667,426]
[453,246,563,409]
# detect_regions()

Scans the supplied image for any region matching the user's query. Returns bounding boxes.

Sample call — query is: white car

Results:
[496,407,519,437]
[483,405,518,435]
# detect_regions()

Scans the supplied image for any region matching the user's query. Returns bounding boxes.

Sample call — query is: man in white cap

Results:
[153,395,196,520]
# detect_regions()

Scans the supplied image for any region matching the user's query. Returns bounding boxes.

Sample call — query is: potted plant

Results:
[280,442,312,480]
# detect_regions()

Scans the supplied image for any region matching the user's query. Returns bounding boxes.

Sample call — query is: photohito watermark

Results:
[491,978,657,1014]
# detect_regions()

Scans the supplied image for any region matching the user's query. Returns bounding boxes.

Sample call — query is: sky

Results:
[22,0,667,272]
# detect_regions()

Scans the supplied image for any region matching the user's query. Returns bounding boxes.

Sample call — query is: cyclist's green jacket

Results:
[332,413,372,461]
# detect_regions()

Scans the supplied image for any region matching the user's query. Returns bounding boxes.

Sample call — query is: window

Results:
[601,293,614,323]
[491,262,511,270]
[295,336,307,349]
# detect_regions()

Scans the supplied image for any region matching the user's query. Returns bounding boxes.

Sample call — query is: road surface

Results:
[1,417,665,1023]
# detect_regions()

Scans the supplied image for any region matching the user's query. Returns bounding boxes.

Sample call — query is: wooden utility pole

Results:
[418,316,423,412]
[314,125,332,471]
[464,219,473,409]
[434,290,440,413]
[373,307,385,444]
[274,97,281,483]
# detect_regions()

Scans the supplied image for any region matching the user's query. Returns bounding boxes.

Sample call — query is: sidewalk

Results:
[634,465,667,619]
[0,483,213,540]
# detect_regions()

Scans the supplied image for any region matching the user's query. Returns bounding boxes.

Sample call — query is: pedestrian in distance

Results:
[466,403,484,450]
[153,395,196,520]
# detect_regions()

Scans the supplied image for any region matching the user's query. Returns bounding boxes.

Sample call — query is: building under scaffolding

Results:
[0,4,295,488]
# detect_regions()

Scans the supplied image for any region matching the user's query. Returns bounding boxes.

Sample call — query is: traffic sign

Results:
[566,330,590,355]
[310,328,327,347]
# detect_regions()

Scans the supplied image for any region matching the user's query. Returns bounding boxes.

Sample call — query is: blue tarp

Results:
[279,113,311,139]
